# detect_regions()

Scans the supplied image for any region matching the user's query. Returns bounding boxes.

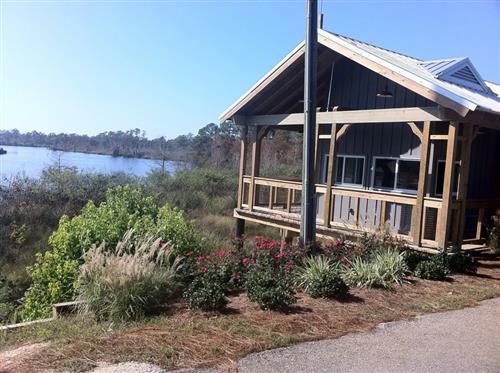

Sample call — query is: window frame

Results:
[371,156,420,195]
[336,154,366,187]
[320,154,365,188]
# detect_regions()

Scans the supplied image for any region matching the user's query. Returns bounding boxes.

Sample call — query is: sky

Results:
[0,0,498,140]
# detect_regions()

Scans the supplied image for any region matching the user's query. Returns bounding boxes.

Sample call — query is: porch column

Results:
[454,124,475,247]
[323,123,338,227]
[236,120,248,210]
[248,127,262,211]
[411,121,431,246]
[437,122,459,250]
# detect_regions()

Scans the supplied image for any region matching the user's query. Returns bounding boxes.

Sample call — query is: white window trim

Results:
[336,154,365,188]
[371,156,420,195]
[434,160,460,197]
[321,154,365,188]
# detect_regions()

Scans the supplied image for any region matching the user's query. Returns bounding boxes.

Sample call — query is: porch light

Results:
[376,84,393,98]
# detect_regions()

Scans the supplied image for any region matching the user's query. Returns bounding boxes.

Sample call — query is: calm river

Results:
[0,145,179,180]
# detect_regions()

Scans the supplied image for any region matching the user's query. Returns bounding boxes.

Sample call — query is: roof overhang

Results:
[219,29,488,124]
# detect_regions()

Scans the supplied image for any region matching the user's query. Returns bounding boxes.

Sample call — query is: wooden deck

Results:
[236,175,496,250]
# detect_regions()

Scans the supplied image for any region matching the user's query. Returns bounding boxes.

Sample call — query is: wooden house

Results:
[219,29,500,250]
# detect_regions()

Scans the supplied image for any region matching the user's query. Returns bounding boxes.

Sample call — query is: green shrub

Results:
[414,255,450,280]
[342,249,407,289]
[183,273,228,311]
[21,186,199,321]
[245,267,296,311]
[296,256,349,299]
[447,253,478,274]
[78,231,182,321]
[403,250,431,272]
[153,205,202,256]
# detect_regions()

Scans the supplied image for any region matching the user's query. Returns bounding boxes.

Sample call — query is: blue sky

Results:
[0,0,498,139]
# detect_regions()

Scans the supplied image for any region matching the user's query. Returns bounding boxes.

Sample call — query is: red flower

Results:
[200,267,207,273]
[232,274,241,281]
[339,256,346,262]
[284,263,295,270]
[342,263,351,269]
[242,257,251,265]
[274,252,287,260]
[197,256,204,262]
[216,249,226,257]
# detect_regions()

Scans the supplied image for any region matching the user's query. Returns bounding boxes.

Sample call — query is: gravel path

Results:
[238,297,500,373]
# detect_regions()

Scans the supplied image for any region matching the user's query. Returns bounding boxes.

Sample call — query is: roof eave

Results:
[218,41,306,124]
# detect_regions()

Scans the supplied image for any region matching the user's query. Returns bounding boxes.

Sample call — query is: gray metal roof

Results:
[322,30,500,114]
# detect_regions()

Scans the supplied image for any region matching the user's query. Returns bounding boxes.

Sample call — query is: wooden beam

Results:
[442,107,500,131]
[323,124,338,227]
[455,124,475,247]
[406,122,423,141]
[411,121,431,245]
[245,106,449,126]
[436,122,459,249]
[318,33,471,117]
[336,123,352,141]
[430,134,449,141]
[236,123,248,209]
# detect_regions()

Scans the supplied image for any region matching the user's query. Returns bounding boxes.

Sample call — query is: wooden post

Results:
[437,122,459,250]
[454,124,474,247]
[476,208,485,240]
[286,188,293,213]
[268,186,275,210]
[314,122,322,182]
[248,127,262,211]
[236,122,248,209]
[379,200,387,230]
[411,121,431,245]
[354,197,360,227]
[323,123,338,227]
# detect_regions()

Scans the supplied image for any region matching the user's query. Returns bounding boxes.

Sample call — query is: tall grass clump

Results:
[78,230,183,322]
[342,249,407,289]
[296,256,349,299]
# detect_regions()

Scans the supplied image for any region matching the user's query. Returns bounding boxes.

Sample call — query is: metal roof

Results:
[320,30,500,114]
[219,29,500,122]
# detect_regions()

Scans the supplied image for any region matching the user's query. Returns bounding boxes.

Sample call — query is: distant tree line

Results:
[0,123,302,172]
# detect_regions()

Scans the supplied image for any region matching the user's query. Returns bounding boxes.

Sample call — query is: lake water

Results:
[0,145,179,180]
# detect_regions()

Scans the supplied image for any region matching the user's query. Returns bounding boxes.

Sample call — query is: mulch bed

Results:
[11,257,500,372]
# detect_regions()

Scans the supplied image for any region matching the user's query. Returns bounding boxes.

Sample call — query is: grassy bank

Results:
[1,258,499,372]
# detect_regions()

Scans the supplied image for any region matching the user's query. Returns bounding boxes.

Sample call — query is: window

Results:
[435,160,460,196]
[336,156,364,186]
[320,155,365,186]
[373,158,419,193]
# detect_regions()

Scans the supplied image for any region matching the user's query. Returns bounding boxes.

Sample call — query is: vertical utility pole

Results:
[300,0,318,250]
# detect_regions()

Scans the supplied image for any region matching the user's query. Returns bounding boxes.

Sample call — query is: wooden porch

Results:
[234,107,500,250]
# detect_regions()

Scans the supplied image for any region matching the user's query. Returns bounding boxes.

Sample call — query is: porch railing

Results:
[239,175,448,247]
